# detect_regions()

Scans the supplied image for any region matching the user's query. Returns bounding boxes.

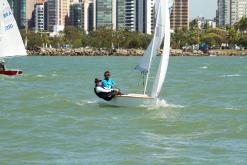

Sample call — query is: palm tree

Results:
[235,16,247,35]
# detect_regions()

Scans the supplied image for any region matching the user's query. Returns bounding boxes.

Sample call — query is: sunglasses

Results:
[104,74,110,76]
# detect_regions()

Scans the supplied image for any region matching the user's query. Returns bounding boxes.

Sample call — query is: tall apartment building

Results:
[69,3,84,29]
[7,0,37,29]
[93,0,125,30]
[35,0,46,32]
[170,0,189,30]
[217,0,247,27]
[47,0,70,32]
[125,0,136,31]
[69,0,94,33]
[230,0,247,25]
[217,0,232,27]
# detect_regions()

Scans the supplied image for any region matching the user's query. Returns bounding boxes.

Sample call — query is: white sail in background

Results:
[151,0,171,98]
[0,0,27,57]
[135,1,166,74]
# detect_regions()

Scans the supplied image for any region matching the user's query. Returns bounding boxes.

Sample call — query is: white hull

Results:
[104,94,156,107]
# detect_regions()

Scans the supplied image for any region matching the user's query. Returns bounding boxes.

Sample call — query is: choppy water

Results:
[0,56,247,164]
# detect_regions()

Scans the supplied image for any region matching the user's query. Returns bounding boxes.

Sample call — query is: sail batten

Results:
[0,0,27,57]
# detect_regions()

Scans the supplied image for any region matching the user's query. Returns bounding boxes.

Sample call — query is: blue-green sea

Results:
[0,56,247,164]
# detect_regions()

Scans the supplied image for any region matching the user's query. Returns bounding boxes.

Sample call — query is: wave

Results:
[219,74,240,78]
[145,99,184,110]
[75,99,98,106]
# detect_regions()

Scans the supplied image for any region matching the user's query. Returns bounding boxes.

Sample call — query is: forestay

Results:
[0,0,27,57]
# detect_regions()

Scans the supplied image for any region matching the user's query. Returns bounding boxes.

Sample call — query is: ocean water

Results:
[0,56,247,164]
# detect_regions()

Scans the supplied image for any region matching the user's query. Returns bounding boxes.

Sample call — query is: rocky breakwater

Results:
[27,47,145,56]
[27,47,247,56]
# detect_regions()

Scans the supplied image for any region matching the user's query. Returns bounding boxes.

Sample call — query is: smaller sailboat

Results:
[95,0,173,107]
[0,0,27,76]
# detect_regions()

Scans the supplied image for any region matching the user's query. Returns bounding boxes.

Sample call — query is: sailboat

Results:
[0,0,27,76]
[104,0,173,106]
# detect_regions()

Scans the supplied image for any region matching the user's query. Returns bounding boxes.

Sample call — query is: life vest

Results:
[94,79,115,101]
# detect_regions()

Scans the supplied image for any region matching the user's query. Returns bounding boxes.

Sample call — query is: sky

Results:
[189,0,217,19]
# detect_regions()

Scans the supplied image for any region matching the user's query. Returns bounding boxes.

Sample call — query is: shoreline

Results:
[27,47,247,56]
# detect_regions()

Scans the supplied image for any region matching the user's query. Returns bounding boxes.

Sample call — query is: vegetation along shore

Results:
[24,17,247,56]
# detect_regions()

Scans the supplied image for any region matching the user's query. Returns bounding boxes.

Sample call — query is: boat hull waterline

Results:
[0,70,23,76]
[103,94,156,107]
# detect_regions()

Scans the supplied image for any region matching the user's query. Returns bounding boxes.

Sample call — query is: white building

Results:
[146,0,155,34]
[217,0,247,27]
[125,0,154,34]
[231,0,247,25]
[197,17,217,29]
[35,3,45,32]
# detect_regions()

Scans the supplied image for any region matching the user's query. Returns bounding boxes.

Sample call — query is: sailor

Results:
[94,78,115,101]
[102,71,122,95]
[0,60,6,71]
[95,78,112,93]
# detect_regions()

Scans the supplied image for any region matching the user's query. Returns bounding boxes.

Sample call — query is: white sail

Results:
[0,0,27,57]
[135,1,166,74]
[151,0,171,98]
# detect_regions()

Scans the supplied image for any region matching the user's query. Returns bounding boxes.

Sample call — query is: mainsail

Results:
[0,0,27,57]
[135,1,165,74]
[135,0,173,98]
[151,0,171,98]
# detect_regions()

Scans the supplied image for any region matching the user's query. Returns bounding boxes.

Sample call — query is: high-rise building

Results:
[217,0,247,27]
[230,0,247,25]
[133,0,154,34]
[69,3,84,29]
[7,0,37,29]
[116,0,125,29]
[170,0,189,30]
[94,0,112,28]
[69,0,94,33]
[93,0,125,30]
[217,0,230,27]
[125,0,136,31]
[86,0,94,32]
[35,0,46,32]
[47,0,70,32]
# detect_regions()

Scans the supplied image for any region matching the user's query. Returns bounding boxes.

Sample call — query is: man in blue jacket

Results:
[102,71,121,95]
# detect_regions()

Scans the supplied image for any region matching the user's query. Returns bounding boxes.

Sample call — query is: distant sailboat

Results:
[102,0,173,106]
[0,0,27,76]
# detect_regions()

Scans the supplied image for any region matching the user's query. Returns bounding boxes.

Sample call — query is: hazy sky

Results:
[189,0,217,19]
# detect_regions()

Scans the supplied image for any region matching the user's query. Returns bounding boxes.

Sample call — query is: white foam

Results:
[220,74,240,78]
[76,99,98,106]
[200,66,208,69]
[145,99,184,110]
[36,74,46,78]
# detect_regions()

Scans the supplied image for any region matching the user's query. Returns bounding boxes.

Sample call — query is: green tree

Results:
[227,27,240,46]
[235,16,247,34]
[201,33,224,47]
[238,35,247,48]
[171,27,189,48]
